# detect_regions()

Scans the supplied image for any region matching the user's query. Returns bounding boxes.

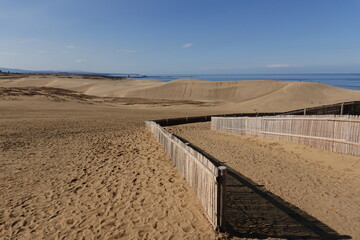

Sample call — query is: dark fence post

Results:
[348,102,354,115]
[340,103,344,115]
[217,166,227,231]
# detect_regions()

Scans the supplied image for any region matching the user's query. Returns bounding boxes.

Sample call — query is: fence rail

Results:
[149,101,359,127]
[145,121,227,230]
[212,115,360,156]
[282,101,360,116]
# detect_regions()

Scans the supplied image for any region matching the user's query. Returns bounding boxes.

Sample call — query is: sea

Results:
[115,73,360,91]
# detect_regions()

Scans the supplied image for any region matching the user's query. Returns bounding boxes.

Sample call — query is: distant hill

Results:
[0,67,39,74]
[0,67,135,77]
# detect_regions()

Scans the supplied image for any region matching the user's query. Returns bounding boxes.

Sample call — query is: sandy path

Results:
[0,100,218,239]
[166,122,360,239]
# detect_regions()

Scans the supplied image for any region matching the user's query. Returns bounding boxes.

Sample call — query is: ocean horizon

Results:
[112,73,360,91]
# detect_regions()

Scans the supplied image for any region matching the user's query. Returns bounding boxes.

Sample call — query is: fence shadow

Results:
[173,134,351,240]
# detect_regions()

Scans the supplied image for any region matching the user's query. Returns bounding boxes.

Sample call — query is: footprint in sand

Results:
[67,219,74,225]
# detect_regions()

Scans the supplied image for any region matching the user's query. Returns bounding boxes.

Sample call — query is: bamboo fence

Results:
[145,121,226,229]
[211,115,360,156]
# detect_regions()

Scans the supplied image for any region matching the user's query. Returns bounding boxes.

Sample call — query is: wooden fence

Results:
[151,101,360,127]
[145,121,227,230]
[212,115,360,156]
[282,101,360,116]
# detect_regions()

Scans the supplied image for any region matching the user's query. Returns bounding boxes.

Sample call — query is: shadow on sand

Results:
[174,134,351,240]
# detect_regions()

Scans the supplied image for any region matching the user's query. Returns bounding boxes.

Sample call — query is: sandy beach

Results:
[1,74,360,239]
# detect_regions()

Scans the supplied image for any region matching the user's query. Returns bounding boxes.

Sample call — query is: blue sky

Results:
[0,0,359,74]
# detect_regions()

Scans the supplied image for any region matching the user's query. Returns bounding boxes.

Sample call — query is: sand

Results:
[1,74,360,112]
[0,97,223,240]
[166,122,360,239]
[0,73,360,239]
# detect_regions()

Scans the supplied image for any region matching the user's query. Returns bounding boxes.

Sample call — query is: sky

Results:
[0,0,359,74]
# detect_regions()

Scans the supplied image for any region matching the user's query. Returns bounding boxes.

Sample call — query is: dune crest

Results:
[1,75,359,112]
[123,79,360,111]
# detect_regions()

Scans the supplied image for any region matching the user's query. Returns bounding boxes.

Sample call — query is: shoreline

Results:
[2,72,360,90]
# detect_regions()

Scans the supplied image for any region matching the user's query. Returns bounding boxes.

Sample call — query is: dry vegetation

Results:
[0,86,214,107]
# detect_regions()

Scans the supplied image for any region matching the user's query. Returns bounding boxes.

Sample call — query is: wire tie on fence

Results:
[218,166,227,176]
[220,171,227,176]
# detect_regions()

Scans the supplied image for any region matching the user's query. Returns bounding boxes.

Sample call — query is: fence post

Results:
[217,166,227,231]
[340,102,344,115]
[304,108,307,115]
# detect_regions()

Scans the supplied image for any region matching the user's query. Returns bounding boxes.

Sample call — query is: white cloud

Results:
[75,59,84,63]
[65,45,76,49]
[117,49,136,53]
[181,43,193,48]
[266,64,293,68]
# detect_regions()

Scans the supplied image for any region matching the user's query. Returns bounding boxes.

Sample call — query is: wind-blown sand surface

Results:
[0,74,359,239]
[1,74,360,112]
[0,97,221,240]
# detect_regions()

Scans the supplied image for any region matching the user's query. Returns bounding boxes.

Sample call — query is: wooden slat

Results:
[145,121,219,229]
[211,115,360,156]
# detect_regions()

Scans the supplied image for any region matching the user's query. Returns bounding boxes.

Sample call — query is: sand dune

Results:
[1,75,359,113]
[124,79,360,111]
[1,74,360,239]
[0,75,164,98]
[125,79,287,102]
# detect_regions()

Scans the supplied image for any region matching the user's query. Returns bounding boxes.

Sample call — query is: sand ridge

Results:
[1,74,359,113]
